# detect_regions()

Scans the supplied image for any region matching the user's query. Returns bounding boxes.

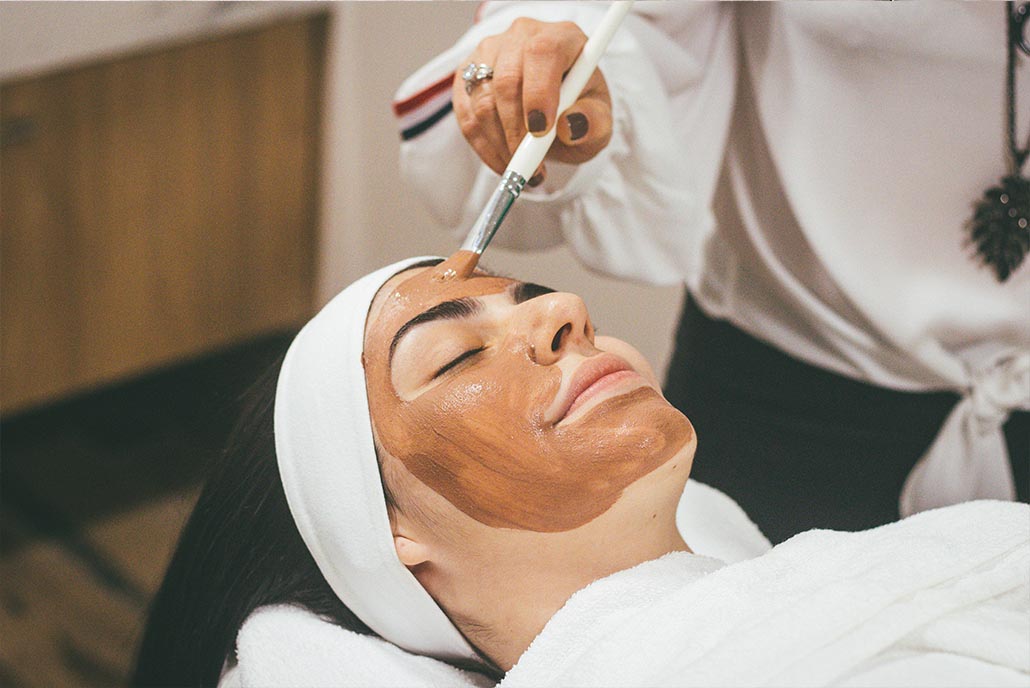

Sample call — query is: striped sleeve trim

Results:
[393,2,489,140]
[400,101,453,141]
[394,73,453,140]
[393,73,452,117]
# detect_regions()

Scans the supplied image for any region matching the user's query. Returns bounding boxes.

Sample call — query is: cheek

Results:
[596,336,660,388]
[378,363,690,533]
[380,367,578,530]
[406,368,557,461]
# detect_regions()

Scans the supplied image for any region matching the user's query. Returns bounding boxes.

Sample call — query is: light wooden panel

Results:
[1,16,327,415]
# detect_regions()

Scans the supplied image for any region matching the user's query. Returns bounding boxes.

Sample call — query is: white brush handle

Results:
[460,0,633,255]
[506,0,633,180]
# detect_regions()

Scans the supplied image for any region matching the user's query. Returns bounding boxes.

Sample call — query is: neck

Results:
[407,448,696,673]
[442,495,690,671]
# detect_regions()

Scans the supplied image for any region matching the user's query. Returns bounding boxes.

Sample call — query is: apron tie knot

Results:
[968,353,1030,434]
[900,351,1029,518]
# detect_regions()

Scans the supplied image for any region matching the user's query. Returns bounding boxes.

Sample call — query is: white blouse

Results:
[394,2,1030,515]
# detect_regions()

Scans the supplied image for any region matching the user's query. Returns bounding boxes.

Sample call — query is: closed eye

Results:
[433,347,486,379]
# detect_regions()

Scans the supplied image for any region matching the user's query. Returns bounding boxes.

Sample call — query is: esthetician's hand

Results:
[453,17,613,186]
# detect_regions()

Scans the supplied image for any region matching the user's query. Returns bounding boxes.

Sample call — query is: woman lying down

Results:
[133,254,1029,687]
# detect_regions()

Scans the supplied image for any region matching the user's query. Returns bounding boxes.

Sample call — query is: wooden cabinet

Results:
[1,15,327,416]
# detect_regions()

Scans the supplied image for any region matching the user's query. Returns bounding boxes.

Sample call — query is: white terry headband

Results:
[273,256,480,664]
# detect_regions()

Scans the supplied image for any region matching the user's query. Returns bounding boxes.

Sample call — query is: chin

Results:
[601,385,693,437]
[642,397,696,477]
[572,388,694,468]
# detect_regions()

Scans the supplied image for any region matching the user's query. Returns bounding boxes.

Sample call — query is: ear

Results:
[393,534,430,567]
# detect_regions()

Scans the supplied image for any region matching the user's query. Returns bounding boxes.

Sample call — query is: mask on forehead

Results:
[365,253,690,533]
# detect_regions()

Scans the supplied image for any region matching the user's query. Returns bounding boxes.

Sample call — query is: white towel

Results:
[675,478,771,564]
[225,605,494,688]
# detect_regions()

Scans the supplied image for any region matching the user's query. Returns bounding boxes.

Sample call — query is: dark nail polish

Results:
[528,110,547,133]
[567,112,588,141]
[528,173,544,187]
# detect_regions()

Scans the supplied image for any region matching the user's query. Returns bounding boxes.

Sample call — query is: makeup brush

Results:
[443,1,635,280]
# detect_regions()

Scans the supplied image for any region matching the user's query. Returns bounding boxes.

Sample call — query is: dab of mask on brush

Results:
[431,249,480,282]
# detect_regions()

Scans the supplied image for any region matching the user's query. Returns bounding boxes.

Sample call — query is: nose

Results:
[513,292,594,365]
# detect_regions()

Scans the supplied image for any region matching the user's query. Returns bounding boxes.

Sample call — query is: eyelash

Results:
[433,346,486,379]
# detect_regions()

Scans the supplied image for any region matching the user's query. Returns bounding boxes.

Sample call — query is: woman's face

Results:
[364,256,694,533]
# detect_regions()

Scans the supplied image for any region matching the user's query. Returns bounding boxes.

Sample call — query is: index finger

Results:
[522,22,587,136]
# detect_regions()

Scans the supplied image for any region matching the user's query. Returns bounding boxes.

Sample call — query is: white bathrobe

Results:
[501,500,1029,687]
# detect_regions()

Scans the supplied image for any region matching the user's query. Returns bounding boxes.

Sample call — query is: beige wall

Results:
[0,1,325,81]
[321,2,684,377]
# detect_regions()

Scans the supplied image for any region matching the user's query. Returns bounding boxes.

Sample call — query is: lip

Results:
[550,353,641,424]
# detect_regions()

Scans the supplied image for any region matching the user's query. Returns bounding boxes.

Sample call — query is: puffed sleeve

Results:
[394,2,736,285]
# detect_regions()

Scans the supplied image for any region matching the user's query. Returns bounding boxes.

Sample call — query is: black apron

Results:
[663,294,1030,544]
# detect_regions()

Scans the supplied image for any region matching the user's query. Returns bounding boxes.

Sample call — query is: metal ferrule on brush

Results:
[460,170,527,254]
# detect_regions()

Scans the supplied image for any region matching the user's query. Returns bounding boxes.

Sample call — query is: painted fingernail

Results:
[567,112,588,141]
[528,173,544,187]
[527,110,547,133]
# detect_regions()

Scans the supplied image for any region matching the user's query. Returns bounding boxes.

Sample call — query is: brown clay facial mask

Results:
[364,253,692,533]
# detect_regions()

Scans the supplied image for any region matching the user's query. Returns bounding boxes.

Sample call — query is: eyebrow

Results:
[389,297,481,360]
[388,281,557,362]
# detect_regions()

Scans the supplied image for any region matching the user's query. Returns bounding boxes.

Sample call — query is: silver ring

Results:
[462,62,494,95]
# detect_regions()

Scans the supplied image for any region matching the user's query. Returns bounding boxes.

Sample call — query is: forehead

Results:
[364,266,514,352]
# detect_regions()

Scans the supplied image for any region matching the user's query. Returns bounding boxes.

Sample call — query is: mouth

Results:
[551,353,645,425]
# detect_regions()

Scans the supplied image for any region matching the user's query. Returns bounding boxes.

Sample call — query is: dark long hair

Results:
[131,357,371,687]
